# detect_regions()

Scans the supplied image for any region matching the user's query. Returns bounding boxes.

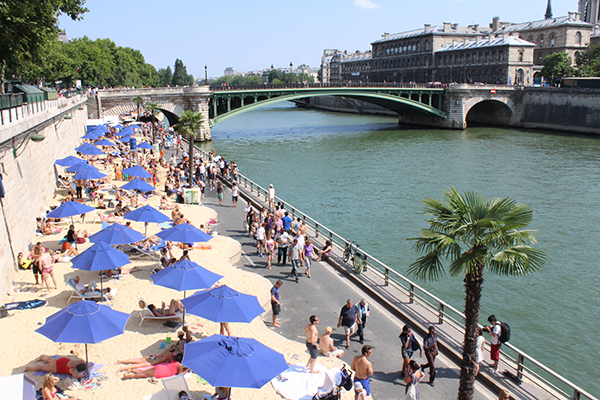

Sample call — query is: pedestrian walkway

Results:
[198,184,501,400]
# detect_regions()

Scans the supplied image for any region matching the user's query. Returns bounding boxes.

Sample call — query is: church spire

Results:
[545,0,553,19]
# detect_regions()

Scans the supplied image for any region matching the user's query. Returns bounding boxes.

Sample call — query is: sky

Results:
[58,0,579,78]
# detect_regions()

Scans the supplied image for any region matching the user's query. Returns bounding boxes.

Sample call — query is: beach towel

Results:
[3,299,47,310]
[271,363,341,400]
[32,360,103,379]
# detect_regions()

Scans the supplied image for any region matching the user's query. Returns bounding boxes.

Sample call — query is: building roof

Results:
[492,15,593,34]
[341,52,372,63]
[372,25,491,44]
[436,36,536,52]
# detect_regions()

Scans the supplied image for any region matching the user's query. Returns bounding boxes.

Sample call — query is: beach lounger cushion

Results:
[138,297,182,326]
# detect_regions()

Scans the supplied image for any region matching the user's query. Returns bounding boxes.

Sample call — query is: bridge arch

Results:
[465,98,514,127]
[209,89,446,126]
[104,101,185,125]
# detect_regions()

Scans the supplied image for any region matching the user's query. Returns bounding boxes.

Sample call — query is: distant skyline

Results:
[59,0,580,78]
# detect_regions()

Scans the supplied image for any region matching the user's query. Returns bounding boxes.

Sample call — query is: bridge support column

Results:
[183,86,212,141]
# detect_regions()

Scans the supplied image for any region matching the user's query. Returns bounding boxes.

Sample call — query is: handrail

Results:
[188,142,597,400]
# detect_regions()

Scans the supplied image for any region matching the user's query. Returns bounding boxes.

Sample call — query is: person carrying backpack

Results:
[485,315,510,373]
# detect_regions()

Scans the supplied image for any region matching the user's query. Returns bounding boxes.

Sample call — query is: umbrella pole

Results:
[182,290,186,326]
[85,343,89,380]
[99,276,104,303]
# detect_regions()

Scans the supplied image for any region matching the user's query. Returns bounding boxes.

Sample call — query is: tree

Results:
[244,75,263,85]
[158,66,172,87]
[132,96,144,121]
[0,0,88,92]
[283,72,299,84]
[407,188,546,400]
[145,101,160,142]
[173,110,204,186]
[268,69,284,83]
[172,59,188,86]
[541,52,574,85]
[576,45,600,77]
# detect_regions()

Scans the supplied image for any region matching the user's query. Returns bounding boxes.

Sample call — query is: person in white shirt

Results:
[268,184,276,211]
[256,225,266,257]
[485,315,502,373]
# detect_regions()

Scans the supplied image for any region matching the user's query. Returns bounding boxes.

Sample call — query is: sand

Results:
[0,158,352,400]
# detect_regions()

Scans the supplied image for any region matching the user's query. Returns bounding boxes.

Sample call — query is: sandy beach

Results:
[0,158,351,400]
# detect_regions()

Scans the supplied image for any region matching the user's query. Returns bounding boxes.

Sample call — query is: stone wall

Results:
[0,97,87,300]
[520,87,600,134]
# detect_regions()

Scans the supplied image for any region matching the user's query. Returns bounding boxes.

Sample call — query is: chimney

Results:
[452,23,459,30]
[492,17,500,31]
[443,22,451,32]
[382,32,389,39]
[424,24,431,31]
[473,24,479,32]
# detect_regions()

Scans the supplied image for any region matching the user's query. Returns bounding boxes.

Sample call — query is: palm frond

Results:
[488,246,547,276]
[407,251,446,281]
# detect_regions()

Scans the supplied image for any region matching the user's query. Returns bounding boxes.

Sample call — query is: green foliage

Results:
[209,74,264,87]
[0,0,88,92]
[171,59,188,86]
[541,52,575,84]
[271,78,283,84]
[298,72,315,83]
[317,68,323,83]
[174,110,204,185]
[209,75,233,87]
[158,66,173,87]
[268,69,284,83]
[245,75,263,85]
[576,45,600,77]
[283,72,298,84]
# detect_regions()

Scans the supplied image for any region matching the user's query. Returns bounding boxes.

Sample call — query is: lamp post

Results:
[204,65,208,85]
[289,62,293,85]
[12,130,45,158]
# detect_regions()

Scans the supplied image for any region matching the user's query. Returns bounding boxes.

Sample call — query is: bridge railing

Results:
[210,82,443,91]
[187,140,596,400]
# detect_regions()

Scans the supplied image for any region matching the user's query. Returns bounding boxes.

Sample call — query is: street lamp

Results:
[13,129,45,158]
[204,65,208,85]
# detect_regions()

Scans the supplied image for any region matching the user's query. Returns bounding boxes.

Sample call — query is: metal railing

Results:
[187,142,596,400]
[210,82,444,91]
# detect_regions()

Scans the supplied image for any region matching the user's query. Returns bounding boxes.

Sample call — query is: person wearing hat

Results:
[354,380,367,400]
[268,184,276,211]
[320,327,345,358]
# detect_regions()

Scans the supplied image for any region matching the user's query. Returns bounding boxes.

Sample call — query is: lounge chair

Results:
[128,239,166,262]
[65,277,115,304]
[142,374,195,400]
[138,297,182,326]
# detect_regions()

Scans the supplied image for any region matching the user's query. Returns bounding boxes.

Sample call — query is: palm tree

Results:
[407,188,546,400]
[173,110,203,186]
[132,96,144,121]
[145,101,159,142]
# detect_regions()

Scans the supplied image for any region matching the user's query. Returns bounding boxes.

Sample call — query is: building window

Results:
[518,51,524,62]
[528,35,533,43]
[575,31,582,45]
[425,41,429,51]
[550,34,555,47]
[417,43,421,52]
[539,34,544,47]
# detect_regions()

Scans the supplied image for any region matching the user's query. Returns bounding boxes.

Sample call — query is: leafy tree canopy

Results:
[541,52,574,85]
[268,69,284,83]
[576,45,600,77]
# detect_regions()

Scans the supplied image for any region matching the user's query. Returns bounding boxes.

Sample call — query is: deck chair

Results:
[138,297,182,326]
[65,277,111,304]
[142,374,195,400]
[56,178,73,190]
[89,210,106,224]
[128,239,166,262]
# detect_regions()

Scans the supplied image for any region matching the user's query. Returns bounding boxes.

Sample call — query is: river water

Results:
[199,102,599,395]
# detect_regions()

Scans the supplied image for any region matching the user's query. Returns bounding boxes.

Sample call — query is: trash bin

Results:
[184,188,201,205]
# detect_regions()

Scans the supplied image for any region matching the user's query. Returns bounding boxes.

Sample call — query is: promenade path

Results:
[197,183,500,400]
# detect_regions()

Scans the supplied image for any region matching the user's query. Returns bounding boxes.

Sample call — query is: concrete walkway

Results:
[197,184,499,400]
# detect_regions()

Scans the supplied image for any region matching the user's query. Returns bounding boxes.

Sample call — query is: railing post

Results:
[384,268,389,286]
[517,354,524,380]
[329,232,333,243]
[409,284,414,304]
[264,190,268,202]
[573,390,581,400]
[315,223,319,238]
[438,303,445,324]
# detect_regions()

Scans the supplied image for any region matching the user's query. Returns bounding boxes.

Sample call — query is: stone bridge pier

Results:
[96,86,212,140]
[397,85,523,130]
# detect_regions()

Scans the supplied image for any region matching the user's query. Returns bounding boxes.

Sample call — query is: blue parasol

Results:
[182,335,288,389]
[75,143,104,156]
[88,222,145,245]
[46,201,95,220]
[122,165,152,179]
[55,156,85,167]
[66,163,93,173]
[155,223,212,244]
[151,259,223,292]
[180,285,264,324]
[135,142,154,150]
[94,139,116,147]
[120,178,155,193]
[72,168,107,181]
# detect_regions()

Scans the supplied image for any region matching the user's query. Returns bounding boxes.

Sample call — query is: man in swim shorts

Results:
[351,345,373,399]
[304,315,320,374]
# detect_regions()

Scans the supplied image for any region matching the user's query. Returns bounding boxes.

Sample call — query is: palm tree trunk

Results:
[458,262,484,400]
[0,59,5,94]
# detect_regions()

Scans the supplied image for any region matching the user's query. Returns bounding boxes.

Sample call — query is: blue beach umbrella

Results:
[155,223,213,244]
[35,300,130,376]
[46,201,95,220]
[123,204,168,235]
[135,142,154,150]
[66,163,93,173]
[94,139,116,147]
[122,165,152,179]
[151,259,223,292]
[55,156,85,167]
[180,285,265,324]
[182,335,288,389]
[118,127,134,137]
[72,168,107,181]
[88,222,145,245]
[75,143,104,156]
[112,124,123,129]
[120,178,155,193]
[81,131,102,140]
[90,125,108,134]
[118,135,131,143]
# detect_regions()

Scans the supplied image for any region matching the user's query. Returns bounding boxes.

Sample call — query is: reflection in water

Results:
[202,103,600,392]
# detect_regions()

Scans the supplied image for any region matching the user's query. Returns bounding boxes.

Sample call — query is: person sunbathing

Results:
[121,354,187,380]
[160,196,176,210]
[25,355,87,379]
[117,348,178,371]
[18,252,32,270]
[41,373,80,400]
[51,249,77,263]
[137,235,161,251]
[41,220,60,236]
[148,300,184,317]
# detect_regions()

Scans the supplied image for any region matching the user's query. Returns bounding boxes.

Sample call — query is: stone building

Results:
[435,36,535,85]
[340,51,372,82]
[579,0,600,24]
[320,50,341,83]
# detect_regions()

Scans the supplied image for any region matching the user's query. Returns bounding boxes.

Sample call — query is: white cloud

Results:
[354,0,381,10]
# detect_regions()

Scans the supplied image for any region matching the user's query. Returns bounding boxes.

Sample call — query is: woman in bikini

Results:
[121,354,187,380]
[148,299,184,317]
[117,348,177,371]
[265,233,275,270]
[41,373,80,400]
[25,356,87,379]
